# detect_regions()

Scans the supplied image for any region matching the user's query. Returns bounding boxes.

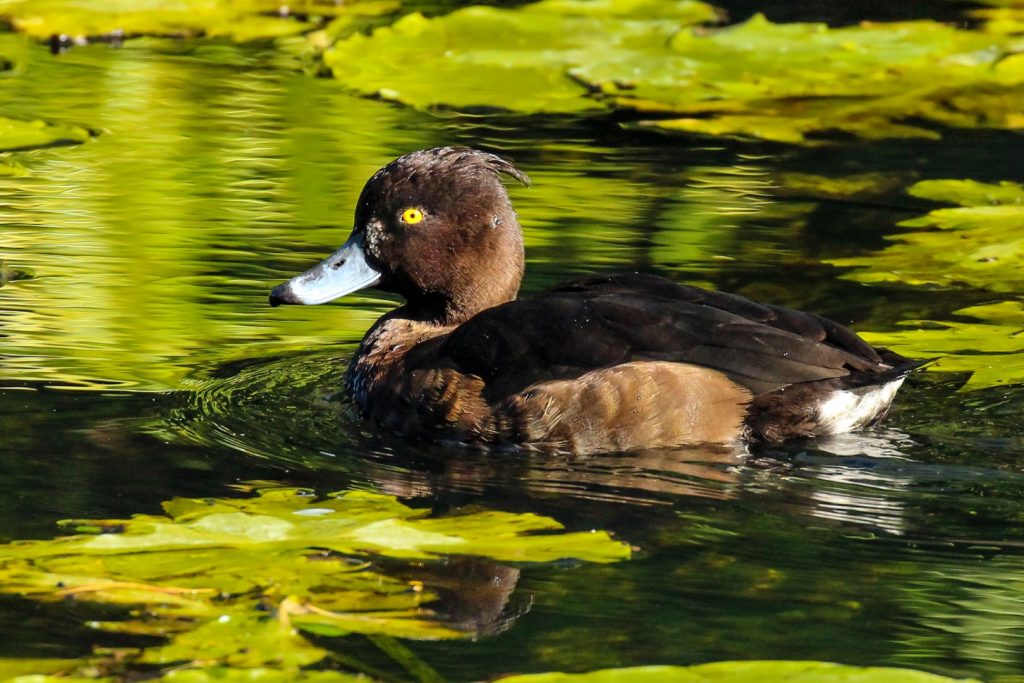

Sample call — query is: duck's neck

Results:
[343,308,457,410]
[346,227,524,406]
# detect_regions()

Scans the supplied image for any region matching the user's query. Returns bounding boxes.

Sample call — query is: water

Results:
[2,6,1024,681]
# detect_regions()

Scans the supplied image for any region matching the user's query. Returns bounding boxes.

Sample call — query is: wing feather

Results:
[411,274,896,400]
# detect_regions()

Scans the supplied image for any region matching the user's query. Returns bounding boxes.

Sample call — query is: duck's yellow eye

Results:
[401,208,424,225]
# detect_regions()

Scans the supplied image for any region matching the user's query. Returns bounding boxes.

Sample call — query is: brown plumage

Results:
[270,147,919,454]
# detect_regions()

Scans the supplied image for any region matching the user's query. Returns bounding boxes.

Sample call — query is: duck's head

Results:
[269,147,530,324]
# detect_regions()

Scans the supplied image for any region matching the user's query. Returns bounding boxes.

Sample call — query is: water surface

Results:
[1,7,1023,681]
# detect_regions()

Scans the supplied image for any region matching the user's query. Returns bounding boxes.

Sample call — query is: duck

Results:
[269,147,918,454]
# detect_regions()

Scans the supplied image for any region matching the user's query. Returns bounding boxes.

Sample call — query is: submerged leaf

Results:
[498,661,978,682]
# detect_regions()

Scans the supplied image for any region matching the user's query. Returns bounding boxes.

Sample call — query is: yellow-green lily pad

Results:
[0,116,92,152]
[498,661,977,683]
[320,0,719,113]
[0,0,380,42]
[830,180,1024,293]
[317,2,1023,143]
[598,15,1024,143]
[0,485,629,676]
[858,301,1024,391]
[0,659,85,680]
[159,669,366,682]
[973,0,1024,35]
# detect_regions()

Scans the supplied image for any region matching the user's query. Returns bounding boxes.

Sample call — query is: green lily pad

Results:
[0,664,364,682]
[0,659,84,680]
[159,669,366,682]
[318,2,1023,143]
[830,180,1024,293]
[972,0,1024,36]
[0,116,92,152]
[320,0,719,113]
[0,0,384,43]
[597,15,1024,143]
[498,661,977,683]
[858,301,1024,391]
[4,677,112,683]
[0,485,628,677]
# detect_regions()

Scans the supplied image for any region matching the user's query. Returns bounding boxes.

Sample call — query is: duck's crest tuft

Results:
[414,146,531,188]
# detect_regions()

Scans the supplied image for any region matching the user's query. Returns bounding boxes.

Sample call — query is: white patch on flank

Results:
[815,377,906,435]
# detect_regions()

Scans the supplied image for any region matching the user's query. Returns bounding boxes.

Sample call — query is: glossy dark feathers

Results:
[436,273,896,397]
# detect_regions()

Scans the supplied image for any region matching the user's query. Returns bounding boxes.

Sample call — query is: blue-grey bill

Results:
[269,234,382,306]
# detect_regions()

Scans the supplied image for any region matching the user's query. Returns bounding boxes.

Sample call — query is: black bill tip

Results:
[269,282,298,307]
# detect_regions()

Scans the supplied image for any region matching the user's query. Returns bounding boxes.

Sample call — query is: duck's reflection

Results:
[391,558,525,637]
[368,444,743,507]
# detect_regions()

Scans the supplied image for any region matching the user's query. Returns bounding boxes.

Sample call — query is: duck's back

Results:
[355,274,916,452]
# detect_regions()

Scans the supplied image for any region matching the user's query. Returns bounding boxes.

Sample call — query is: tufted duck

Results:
[270,147,918,453]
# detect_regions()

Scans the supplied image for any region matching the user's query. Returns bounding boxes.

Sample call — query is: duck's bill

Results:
[269,234,382,306]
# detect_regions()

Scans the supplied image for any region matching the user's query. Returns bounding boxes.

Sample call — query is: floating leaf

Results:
[0,662,365,682]
[320,0,719,113]
[0,0,388,43]
[596,15,1024,143]
[160,669,366,682]
[318,2,1024,143]
[0,486,628,678]
[498,661,978,683]
[972,0,1024,35]
[139,616,332,668]
[858,301,1024,391]
[0,659,84,680]
[830,180,1024,292]
[0,116,91,152]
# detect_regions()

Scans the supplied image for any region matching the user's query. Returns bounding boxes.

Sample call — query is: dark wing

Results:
[408,273,902,400]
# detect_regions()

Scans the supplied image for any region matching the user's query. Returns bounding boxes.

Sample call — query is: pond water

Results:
[1,2,1024,681]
